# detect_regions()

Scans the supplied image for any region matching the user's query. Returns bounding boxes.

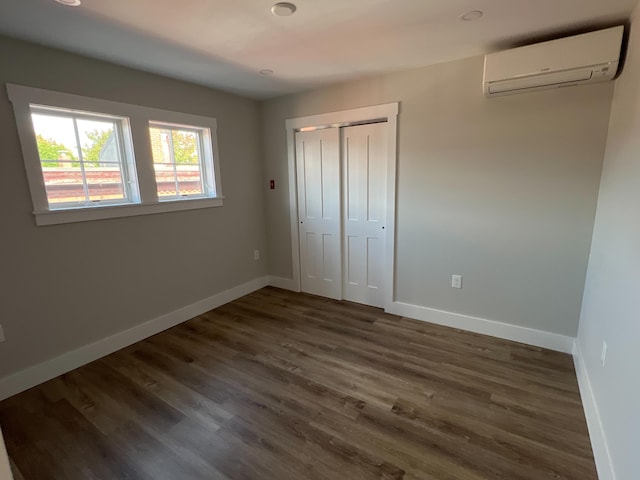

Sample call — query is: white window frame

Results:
[149,121,216,201]
[31,105,139,209]
[8,84,224,226]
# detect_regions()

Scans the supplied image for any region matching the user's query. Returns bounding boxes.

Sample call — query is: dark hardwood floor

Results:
[0,287,597,479]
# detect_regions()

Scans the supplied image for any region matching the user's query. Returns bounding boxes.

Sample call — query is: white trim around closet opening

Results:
[285,102,399,311]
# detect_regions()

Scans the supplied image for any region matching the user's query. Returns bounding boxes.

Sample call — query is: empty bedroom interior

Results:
[0,1,638,479]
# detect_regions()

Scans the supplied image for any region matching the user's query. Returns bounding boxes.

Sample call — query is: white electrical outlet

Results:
[0,324,4,343]
[451,275,463,289]
[601,341,607,367]
[254,249,260,261]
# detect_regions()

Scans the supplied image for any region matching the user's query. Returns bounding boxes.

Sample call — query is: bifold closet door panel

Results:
[342,123,387,308]
[295,128,342,300]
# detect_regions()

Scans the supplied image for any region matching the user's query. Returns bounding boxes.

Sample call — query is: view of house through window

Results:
[31,106,133,208]
[149,123,207,199]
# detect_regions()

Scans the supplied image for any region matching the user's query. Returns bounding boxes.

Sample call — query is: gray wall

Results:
[578,7,640,479]
[0,30,623,384]
[261,56,614,336]
[0,36,267,379]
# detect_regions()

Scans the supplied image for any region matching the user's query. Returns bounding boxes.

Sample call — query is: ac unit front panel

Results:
[484,26,624,84]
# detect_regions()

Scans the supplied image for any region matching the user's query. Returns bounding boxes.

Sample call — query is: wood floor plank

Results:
[0,287,597,479]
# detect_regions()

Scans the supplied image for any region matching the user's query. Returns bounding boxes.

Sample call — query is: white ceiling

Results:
[0,0,636,99]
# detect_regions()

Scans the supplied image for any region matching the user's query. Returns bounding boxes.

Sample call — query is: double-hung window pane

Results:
[30,106,135,209]
[149,123,210,200]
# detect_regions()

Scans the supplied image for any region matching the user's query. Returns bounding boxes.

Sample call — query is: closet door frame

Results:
[285,102,399,311]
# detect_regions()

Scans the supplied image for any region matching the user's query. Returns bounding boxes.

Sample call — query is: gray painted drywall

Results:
[0,35,268,379]
[0,29,624,387]
[578,7,640,479]
[261,56,614,336]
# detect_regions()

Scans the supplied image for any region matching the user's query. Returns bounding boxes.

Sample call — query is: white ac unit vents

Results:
[483,26,624,97]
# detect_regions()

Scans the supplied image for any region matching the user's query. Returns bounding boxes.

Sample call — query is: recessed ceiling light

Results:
[259,69,274,76]
[55,0,82,6]
[460,10,483,21]
[271,2,297,17]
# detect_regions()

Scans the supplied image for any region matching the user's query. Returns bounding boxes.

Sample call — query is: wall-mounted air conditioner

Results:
[483,26,624,97]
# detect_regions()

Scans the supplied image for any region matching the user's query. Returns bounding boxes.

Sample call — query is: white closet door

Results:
[296,128,342,299]
[342,123,387,308]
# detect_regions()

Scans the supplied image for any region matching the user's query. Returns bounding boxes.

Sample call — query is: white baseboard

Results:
[387,301,575,353]
[267,275,299,291]
[573,342,615,480]
[0,276,271,401]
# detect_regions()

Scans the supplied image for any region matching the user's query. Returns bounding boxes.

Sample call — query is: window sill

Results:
[34,197,224,226]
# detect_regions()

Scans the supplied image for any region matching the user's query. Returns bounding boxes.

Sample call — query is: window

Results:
[8,84,223,226]
[31,106,137,209]
[149,123,215,200]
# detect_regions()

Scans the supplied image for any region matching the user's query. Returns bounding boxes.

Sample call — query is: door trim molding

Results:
[285,102,399,309]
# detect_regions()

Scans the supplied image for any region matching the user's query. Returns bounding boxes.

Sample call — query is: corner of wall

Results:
[572,341,616,480]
